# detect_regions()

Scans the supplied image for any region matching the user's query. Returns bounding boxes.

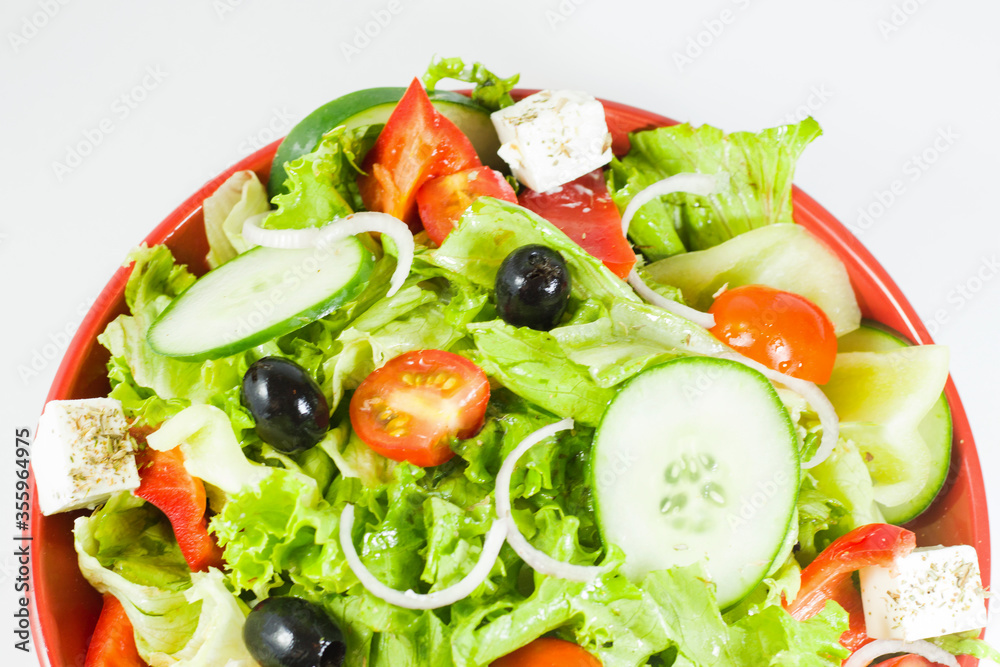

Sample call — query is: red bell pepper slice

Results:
[518,169,636,279]
[785,523,916,652]
[84,595,147,667]
[417,166,517,245]
[134,446,224,572]
[358,78,481,229]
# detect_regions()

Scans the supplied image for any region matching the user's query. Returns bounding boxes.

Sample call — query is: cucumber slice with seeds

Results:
[148,238,373,361]
[591,356,799,608]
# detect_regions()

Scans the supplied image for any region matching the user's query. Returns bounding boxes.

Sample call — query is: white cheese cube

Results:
[860,545,988,641]
[491,90,612,193]
[33,398,140,515]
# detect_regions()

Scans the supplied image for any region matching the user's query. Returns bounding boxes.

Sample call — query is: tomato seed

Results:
[387,416,409,431]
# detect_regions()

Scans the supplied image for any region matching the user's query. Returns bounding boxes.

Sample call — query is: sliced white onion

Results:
[844,640,959,667]
[339,504,506,610]
[620,172,724,237]
[316,212,414,298]
[627,268,717,330]
[495,418,602,582]
[242,212,323,249]
[620,172,723,329]
[719,352,839,469]
[243,211,415,297]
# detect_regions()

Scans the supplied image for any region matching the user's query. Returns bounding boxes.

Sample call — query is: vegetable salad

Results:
[36,58,996,667]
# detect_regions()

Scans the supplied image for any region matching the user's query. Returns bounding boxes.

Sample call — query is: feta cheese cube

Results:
[860,545,988,641]
[33,398,140,515]
[491,90,612,193]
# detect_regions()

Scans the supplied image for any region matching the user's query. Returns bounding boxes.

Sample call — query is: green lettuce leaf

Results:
[75,493,257,665]
[609,118,822,258]
[641,223,861,336]
[203,169,270,267]
[724,551,803,624]
[166,569,258,666]
[265,123,380,230]
[422,56,519,111]
[467,319,615,426]
[549,298,726,388]
[145,404,276,508]
[644,565,847,667]
[424,197,636,310]
[98,245,246,426]
[930,631,1000,662]
[212,470,349,601]
[795,474,848,563]
[454,562,847,667]
[808,438,886,545]
[453,557,671,667]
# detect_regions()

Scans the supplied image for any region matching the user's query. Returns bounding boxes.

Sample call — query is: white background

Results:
[2,0,999,664]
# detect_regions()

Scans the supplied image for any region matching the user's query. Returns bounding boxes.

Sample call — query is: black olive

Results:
[241,357,329,453]
[243,596,346,667]
[494,244,571,331]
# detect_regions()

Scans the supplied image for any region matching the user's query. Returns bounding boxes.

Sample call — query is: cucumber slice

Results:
[642,223,861,336]
[822,343,949,510]
[268,87,503,196]
[148,238,373,361]
[591,357,799,608]
[836,322,952,524]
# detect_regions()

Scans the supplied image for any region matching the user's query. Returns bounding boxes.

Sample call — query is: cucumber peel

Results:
[835,322,953,523]
[268,87,502,197]
[148,238,373,361]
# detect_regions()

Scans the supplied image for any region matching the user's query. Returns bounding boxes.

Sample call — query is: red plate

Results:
[29,94,990,666]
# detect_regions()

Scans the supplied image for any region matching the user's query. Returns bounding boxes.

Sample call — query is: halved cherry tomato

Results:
[349,350,490,467]
[517,169,636,280]
[84,595,147,667]
[492,638,602,667]
[134,446,224,572]
[417,166,517,245]
[708,284,837,384]
[785,523,916,652]
[358,78,481,228]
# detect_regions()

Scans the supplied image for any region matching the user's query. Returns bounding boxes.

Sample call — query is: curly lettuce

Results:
[608,118,822,259]
[422,56,519,111]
